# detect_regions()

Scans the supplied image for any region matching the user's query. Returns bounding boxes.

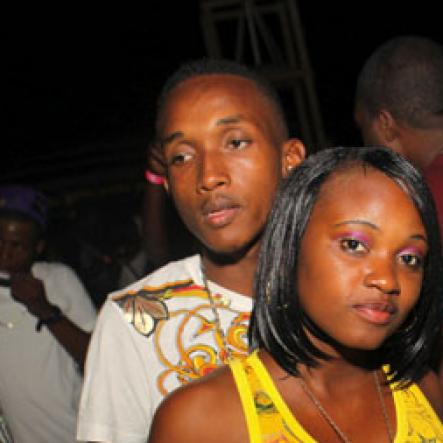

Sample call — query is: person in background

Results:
[77,58,306,443]
[354,35,443,239]
[149,147,443,443]
[0,185,96,443]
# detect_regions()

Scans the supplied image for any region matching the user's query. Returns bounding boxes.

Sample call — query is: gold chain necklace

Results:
[200,265,231,361]
[298,371,393,443]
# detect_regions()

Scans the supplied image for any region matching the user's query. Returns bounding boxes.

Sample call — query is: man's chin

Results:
[201,239,261,264]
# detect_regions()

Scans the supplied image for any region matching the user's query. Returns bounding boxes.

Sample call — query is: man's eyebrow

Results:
[160,114,247,146]
[216,114,245,126]
[160,131,184,147]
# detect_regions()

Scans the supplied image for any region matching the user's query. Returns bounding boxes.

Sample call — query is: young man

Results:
[354,35,443,238]
[77,59,306,443]
[0,185,96,443]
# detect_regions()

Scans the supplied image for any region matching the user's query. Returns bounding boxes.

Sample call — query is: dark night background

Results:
[4,1,443,203]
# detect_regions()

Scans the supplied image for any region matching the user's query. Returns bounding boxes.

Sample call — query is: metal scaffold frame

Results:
[200,0,325,151]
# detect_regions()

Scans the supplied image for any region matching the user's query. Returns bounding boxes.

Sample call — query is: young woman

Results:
[149,147,443,443]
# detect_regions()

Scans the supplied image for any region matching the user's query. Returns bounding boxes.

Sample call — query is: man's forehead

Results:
[162,76,277,127]
[157,73,286,143]
[166,73,267,105]
[0,217,38,239]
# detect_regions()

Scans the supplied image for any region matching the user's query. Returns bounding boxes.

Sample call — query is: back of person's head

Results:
[250,146,442,385]
[0,185,48,236]
[355,36,443,129]
[154,57,288,144]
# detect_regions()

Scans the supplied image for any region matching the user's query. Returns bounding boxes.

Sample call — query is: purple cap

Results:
[0,185,48,228]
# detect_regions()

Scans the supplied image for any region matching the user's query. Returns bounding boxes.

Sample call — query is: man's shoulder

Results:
[104,254,252,338]
[32,261,84,288]
[111,254,202,300]
[108,255,205,337]
[32,261,77,276]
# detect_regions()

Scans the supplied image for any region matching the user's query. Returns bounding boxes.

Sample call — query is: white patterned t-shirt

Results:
[77,255,252,443]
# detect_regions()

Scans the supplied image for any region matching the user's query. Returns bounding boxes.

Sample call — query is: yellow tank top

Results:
[229,351,443,443]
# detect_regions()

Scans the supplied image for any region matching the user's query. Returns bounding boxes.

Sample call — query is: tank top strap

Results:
[230,351,316,443]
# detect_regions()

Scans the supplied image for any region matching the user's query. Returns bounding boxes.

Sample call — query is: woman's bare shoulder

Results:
[417,369,443,419]
[148,365,246,443]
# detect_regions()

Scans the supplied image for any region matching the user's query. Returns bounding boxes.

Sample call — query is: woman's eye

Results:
[340,238,367,253]
[399,253,423,269]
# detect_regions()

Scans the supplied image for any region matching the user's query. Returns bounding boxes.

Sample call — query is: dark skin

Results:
[142,180,171,267]
[142,149,176,267]
[80,72,306,443]
[149,170,443,443]
[88,74,306,443]
[142,160,197,267]
[0,217,90,368]
[158,74,306,297]
[149,351,442,443]
[354,103,443,170]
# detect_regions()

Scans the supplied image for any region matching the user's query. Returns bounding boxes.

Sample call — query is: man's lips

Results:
[201,198,240,228]
[352,301,397,325]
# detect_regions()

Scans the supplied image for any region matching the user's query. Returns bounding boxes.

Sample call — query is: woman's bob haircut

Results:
[249,146,443,384]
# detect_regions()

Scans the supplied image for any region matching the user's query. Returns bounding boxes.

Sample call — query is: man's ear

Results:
[282,138,306,177]
[375,109,400,144]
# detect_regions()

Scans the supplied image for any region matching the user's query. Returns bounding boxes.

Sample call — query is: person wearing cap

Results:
[0,185,96,443]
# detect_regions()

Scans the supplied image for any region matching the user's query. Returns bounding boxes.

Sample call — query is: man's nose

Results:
[197,151,230,193]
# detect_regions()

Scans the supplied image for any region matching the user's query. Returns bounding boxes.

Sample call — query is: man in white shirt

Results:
[77,59,306,443]
[0,185,96,443]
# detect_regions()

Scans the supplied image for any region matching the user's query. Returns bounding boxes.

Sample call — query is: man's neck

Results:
[405,125,443,169]
[201,252,258,297]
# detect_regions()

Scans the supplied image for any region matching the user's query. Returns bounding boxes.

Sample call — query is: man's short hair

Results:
[155,58,289,139]
[355,36,443,128]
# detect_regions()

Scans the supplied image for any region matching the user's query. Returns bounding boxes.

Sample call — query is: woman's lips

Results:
[353,302,397,325]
